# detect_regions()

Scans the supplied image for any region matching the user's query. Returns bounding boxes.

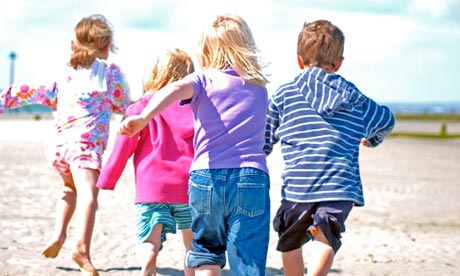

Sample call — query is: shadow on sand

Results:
[57,265,141,273]
[56,265,343,275]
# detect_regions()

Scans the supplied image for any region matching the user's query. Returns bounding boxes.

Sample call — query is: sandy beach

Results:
[1,118,459,276]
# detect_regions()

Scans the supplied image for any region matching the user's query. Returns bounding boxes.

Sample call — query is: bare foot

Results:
[42,240,64,258]
[71,251,99,276]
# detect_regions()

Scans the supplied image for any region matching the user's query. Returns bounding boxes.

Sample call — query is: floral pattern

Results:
[0,59,130,151]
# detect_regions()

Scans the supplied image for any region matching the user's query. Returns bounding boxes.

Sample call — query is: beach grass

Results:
[389,132,460,139]
[391,113,460,139]
[394,113,460,121]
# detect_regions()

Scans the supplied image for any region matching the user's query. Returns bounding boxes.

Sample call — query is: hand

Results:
[118,115,148,137]
[360,138,370,147]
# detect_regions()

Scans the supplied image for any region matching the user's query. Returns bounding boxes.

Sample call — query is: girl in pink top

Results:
[97,48,195,276]
[0,15,129,276]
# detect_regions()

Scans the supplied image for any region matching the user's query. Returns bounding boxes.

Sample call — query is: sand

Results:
[0,118,459,276]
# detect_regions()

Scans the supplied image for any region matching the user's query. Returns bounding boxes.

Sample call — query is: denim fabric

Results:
[186,167,270,275]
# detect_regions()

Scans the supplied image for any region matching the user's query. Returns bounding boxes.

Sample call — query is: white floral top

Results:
[0,59,130,150]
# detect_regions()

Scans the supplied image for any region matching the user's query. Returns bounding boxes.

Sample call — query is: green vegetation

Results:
[389,132,460,139]
[394,113,460,121]
[390,113,460,139]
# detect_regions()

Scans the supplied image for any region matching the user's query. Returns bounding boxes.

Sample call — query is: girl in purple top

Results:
[97,48,195,276]
[0,15,129,275]
[119,14,270,276]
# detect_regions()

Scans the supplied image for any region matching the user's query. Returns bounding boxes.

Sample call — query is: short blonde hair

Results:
[69,14,116,69]
[144,48,195,92]
[197,14,268,87]
[297,20,344,72]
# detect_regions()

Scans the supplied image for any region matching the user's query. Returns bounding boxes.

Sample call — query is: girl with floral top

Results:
[0,14,129,276]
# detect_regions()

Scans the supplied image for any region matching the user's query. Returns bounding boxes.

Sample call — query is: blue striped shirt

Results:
[264,67,395,206]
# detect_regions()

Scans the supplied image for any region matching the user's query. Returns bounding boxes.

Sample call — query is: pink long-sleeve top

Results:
[97,93,194,204]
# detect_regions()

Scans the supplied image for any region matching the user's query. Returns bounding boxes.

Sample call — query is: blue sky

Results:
[0,0,459,103]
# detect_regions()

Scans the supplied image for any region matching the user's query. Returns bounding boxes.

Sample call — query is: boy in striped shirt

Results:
[264,19,395,275]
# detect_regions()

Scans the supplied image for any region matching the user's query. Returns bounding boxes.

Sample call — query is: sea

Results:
[2,102,460,116]
[384,102,460,115]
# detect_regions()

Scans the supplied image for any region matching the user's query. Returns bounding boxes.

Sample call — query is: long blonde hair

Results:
[144,48,195,92]
[69,14,116,69]
[197,14,268,87]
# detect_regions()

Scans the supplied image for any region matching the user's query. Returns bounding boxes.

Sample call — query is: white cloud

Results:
[409,0,453,17]
[0,0,459,103]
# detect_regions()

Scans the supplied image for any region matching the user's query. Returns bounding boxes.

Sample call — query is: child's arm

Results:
[97,105,140,190]
[360,138,370,147]
[97,132,138,190]
[362,98,395,147]
[107,64,130,114]
[119,79,194,137]
[263,98,280,156]
[0,83,58,112]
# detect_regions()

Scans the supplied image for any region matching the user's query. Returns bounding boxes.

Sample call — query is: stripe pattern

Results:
[264,67,395,206]
[136,203,192,245]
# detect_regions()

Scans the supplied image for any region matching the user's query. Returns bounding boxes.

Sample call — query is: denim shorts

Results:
[186,167,270,276]
[273,200,353,253]
[136,203,192,248]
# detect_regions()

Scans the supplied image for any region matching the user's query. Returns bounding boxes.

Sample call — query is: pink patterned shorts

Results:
[45,142,102,174]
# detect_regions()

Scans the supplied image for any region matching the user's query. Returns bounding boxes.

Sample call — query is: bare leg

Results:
[282,248,304,276]
[194,265,221,276]
[70,168,100,276]
[42,173,77,258]
[136,224,163,276]
[307,226,335,276]
[181,228,195,276]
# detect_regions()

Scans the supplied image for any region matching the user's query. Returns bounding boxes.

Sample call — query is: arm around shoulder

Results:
[141,79,194,120]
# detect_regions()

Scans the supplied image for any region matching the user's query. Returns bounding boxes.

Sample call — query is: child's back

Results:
[98,91,194,203]
[264,19,395,276]
[183,67,268,173]
[265,66,394,204]
[53,59,127,148]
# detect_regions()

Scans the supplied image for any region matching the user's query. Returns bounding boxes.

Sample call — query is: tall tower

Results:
[9,51,17,85]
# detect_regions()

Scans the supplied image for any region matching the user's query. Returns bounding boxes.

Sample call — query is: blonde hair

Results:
[144,48,195,92]
[69,14,116,69]
[197,14,268,87]
[297,20,344,72]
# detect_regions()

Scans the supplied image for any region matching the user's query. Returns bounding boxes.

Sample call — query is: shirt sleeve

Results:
[97,103,141,190]
[0,83,58,112]
[264,96,280,155]
[362,98,395,147]
[106,63,130,114]
[96,131,139,190]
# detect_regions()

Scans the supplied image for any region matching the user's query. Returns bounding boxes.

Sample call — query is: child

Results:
[0,14,129,276]
[118,14,271,276]
[96,48,195,276]
[264,19,395,276]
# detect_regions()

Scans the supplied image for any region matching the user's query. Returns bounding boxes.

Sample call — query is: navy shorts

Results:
[273,200,353,253]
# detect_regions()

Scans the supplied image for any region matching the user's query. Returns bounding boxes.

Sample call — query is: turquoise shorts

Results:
[136,202,192,248]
